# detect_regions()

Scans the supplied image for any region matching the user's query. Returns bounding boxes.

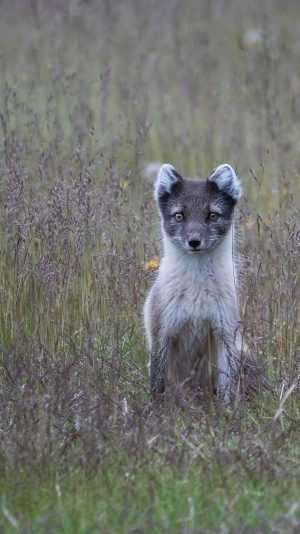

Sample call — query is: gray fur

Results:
[144,163,243,401]
[208,163,242,201]
[154,164,183,204]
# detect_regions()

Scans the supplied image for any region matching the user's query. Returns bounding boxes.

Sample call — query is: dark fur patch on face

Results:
[158,178,236,252]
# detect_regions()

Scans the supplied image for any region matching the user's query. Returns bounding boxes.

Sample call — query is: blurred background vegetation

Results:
[0,1,299,532]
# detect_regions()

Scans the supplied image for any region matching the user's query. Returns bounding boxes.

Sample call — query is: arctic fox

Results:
[144,163,243,401]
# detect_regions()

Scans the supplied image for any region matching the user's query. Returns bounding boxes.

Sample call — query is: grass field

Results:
[0,1,300,532]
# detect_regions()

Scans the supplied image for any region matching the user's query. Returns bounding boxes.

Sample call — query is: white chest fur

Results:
[157,230,237,337]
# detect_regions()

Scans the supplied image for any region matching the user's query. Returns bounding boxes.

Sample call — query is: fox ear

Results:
[154,164,183,204]
[207,164,242,202]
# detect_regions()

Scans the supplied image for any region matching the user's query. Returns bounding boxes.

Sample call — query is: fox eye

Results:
[208,212,220,221]
[175,212,184,222]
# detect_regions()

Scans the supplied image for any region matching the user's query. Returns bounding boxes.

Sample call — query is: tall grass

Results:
[0,0,299,531]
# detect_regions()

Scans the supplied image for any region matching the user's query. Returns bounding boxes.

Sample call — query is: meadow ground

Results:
[0,1,299,532]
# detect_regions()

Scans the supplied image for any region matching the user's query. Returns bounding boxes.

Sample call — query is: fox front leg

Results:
[215,334,240,401]
[150,339,169,396]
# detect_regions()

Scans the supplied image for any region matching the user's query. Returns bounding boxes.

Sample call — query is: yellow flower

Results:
[144,257,159,270]
[245,217,256,229]
[120,180,129,190]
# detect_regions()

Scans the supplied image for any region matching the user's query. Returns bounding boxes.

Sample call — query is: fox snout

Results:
[185,226,205,252]
[188,238,202,250]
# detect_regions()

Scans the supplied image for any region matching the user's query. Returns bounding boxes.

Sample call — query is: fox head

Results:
[155,163,242,254]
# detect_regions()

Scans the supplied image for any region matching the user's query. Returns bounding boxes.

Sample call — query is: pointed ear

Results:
[207,164,242,202]
[154,164,183,204]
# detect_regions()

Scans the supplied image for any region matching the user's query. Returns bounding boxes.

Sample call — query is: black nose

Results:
[188,239,201,249]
